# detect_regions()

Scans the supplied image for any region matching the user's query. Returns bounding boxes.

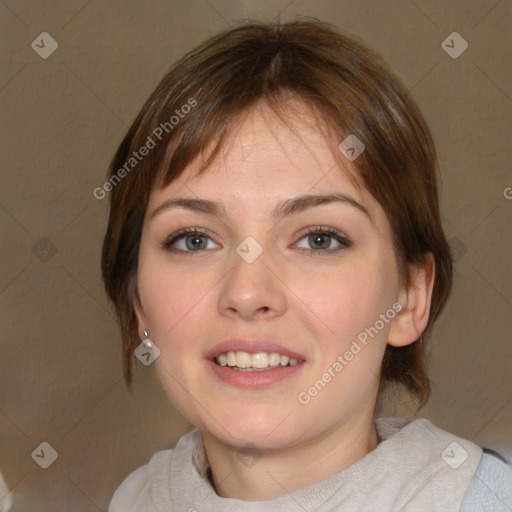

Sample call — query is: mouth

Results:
[205,340,306,388]
[214,350,304,371]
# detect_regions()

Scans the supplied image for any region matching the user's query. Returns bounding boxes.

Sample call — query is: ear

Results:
[388,252,436,347]
[130,278,148,339]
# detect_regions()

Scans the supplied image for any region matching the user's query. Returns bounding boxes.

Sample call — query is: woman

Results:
[101,19,511,511]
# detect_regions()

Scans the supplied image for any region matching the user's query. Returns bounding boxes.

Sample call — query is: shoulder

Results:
[108,449,172,512]
[461,448,512,511]
[108,463,149,512]
[107,429,202,512]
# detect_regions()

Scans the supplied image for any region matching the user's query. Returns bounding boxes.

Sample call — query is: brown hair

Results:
[101,18,453,408]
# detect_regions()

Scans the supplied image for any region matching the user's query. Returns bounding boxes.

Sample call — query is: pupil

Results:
[311,234,330,249]
[187,235,205,250]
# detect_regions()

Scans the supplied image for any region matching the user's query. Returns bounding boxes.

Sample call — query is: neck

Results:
[202,413,379,501]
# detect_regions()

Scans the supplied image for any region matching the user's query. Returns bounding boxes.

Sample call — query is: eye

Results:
[161,226,352,257]
[161,228,220,255]
[295,226,352,255]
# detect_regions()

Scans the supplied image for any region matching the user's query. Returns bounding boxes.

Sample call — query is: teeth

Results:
[236,351,252,369]
[251,352,268,368]
[268,352,281,367]
[227,351,237,366]
[215,350,301,369]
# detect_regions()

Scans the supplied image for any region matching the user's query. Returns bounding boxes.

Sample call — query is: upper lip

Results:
[205,338,306,361]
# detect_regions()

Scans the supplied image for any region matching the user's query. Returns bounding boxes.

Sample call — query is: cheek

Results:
[136,256,216,422]
[293,260,385,341]
[292,253,398,400]
[294,264,392,413]
[137,253,212,335]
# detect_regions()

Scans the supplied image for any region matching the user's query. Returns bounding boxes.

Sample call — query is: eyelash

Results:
[160,226,352,258]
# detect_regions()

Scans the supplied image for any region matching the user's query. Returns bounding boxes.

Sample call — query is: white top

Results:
[109,417,512,511]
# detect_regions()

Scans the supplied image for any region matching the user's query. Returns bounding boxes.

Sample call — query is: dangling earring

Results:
[143,329,153,349]
[135,328,160,364]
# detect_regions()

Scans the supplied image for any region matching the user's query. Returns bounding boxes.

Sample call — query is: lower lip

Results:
[205,360,305,388]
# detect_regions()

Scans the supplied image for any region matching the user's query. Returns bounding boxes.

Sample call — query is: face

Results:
[135,101,404,450]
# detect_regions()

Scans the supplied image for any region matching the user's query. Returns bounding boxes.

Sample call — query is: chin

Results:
[201,410,303,451]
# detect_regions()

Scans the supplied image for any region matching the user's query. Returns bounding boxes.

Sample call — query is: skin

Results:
[134,100,435,500]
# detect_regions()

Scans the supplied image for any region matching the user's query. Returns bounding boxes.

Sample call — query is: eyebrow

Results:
[149,193,373,224]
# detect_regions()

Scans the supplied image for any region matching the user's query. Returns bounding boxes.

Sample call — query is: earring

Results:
[142,329,153,349]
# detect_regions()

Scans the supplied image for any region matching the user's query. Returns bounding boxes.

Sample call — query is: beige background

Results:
[1,0,511,510]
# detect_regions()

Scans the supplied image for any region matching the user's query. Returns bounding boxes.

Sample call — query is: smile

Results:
[205,339,307,388]
[215,350,301,370]
[208,352,305,388]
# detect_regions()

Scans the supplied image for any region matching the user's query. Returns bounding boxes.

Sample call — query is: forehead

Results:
[148,101,380,225]
[152,101,364,198]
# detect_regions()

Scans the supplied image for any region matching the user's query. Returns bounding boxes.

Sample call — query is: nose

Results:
[217,248,287,321]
